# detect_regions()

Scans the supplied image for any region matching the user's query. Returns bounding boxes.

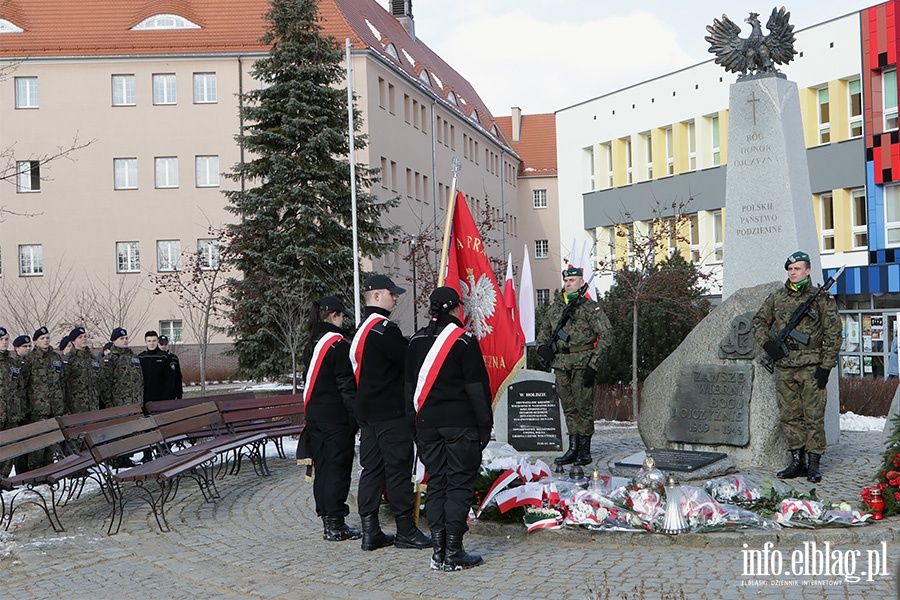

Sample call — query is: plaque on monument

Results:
[614,449,729,473]
[506,380,562,452]
[665,364,753,446]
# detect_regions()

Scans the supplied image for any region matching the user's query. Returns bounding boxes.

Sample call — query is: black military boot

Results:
[574,434,593,466]
[394,513,432,549]
[442,534,483,571]
[430,529,446,571]
[806,453,822,483]
[776,449,807,479]
[322,516,362,541]
[360,512,394,550]
[554,435,579,466]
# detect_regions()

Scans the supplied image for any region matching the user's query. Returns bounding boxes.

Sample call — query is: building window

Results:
[114,158,138,190]
[153,74,177,105]
[133,14,200,30]
[198,239,221,270]
[644,132,653,179]
[536,289,550,305]
[601,143,611,188]
[159,320,183,343]
[112,75,136,106]
[157,240,181,272]
[16,160,40,192]
[665,127,674,175]
[713,210,724,262]
[195,155,219,187]
[817,87,830,144]
[533,189,548,209]
[154,157,179,189]
[19,244,42,276]
[848,79,862,137]
[851,188,867,250]
[884,70,898,132]
[193,73,217,103]
[626,223,636,268]
[625,138,633,184]
[15,77,38,108]
[886,185,900,245]
[116,242,141,273]
[689,214,700,264]
[711,116,721,165]
[819,193,835,252]
[535,240,549,259]
[687,121,697,170]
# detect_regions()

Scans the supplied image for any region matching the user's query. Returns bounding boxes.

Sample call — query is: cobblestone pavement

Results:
[1,425,898,600]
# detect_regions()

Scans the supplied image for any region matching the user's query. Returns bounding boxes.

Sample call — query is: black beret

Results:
[110,327,128,341]
[69,327,86,341]
[59,336,70,351]
[33,326,49,340]
[0,326,7,338]
[13,335,31,347]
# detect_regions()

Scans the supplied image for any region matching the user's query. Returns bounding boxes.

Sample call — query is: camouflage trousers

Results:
[555,368,594,436]
[775,364,827,455]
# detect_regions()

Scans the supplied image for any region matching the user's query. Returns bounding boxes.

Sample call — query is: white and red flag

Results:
[503,253,526,346]
[518,244,535,345]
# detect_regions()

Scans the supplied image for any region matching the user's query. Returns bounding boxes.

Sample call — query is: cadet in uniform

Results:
[21,326,67,469]
[537,266,611,467]
[302,296,360,542]
[99,327,144,409]
[752,251,842,483]
[138,330,174,403]
[64,327,101,415]
[159,335,183,399]
[352,274,431,552]
[1,327,26,477]
[13,334,32,358]
[405,287,492,571]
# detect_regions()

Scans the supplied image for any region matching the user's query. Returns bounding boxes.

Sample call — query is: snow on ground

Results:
[840,411,887,432]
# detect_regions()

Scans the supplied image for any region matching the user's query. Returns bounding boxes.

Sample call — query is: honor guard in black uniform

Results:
[302,296,361,541]
[352,274,431,552]
[138,330,175,403]
[158,335,183,399]
[405,287,492,571]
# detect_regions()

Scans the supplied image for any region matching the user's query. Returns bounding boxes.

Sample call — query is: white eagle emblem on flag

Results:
[459,271,496,340]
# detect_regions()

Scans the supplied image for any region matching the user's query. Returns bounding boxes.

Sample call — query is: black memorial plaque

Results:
[507,380,562,452]
[664,364,753,446]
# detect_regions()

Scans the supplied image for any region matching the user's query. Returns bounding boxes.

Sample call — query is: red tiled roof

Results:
[495,113,557,177]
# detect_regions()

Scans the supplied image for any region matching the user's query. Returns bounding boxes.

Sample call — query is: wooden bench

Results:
[57,404,146,454]
[83,417,218,535]
[214,394,305,475]
[144,391,256,416]
[0,419,95,532]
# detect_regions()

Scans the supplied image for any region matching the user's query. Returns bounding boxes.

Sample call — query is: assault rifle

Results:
[537,273,595,369]
[761,265,845,374]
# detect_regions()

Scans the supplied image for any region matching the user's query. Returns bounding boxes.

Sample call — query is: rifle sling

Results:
[558,343,594,354]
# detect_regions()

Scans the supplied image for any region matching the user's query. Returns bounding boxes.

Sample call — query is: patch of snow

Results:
[401,48,416,66]
[840,411,886,432]
[431,73,443,89]
[595,419,637,430]
[365,19,381,41]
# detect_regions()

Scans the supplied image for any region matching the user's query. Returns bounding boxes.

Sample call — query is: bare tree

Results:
[259,286,310,394]
[0,261,73,336]
[64,273,152,345]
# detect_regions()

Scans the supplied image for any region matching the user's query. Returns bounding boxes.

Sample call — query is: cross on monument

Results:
[747,91,760,126]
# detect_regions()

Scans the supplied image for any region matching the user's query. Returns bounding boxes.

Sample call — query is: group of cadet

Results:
[0,325,183,474]
[300,275,492,572]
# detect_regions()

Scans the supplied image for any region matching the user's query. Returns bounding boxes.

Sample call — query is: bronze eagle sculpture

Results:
[705,7,797,78]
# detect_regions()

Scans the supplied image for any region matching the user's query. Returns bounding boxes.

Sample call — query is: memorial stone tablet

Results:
[507,380,562,452]
[665,364,753,446]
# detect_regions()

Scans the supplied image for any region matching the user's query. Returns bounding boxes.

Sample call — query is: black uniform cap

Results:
[315,296,353,318]
[362,274,406,295]
[429,286,462,311]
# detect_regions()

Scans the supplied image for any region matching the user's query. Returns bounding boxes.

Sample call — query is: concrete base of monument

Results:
[608,448,737,481]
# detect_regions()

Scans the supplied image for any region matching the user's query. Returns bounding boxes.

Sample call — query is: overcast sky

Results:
[403,1,878,116]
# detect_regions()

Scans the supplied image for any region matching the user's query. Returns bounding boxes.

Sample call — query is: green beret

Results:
[562,266,583,278]
[784,251,811,270]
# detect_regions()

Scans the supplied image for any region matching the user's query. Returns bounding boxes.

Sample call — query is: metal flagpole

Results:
[437,157,462,286]
[346,38,360,323]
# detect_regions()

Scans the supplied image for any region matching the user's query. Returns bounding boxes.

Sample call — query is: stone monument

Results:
[494,368,567,452]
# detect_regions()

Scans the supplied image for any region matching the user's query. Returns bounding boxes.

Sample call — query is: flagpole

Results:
[346,38,360,323]
[437,157,462,286]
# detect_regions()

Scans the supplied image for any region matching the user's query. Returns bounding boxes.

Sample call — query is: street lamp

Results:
[410,235,418,330]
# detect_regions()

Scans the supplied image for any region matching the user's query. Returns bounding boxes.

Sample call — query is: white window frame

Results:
[665,127,674,175]
[687,121,697,171]
[533,189,548,209]
[644,132,653,179]
[817,87,830,144]
[153,73,177,105]
[534,239,549,260]
[195,155,220,187]
[689,215,700,264]
[711,115,721,166]
[819,193,835,253]
[16,160,40,193]
[884,69,898,132]
[159,320,183,343]
[154,157,179,189]
[18,244,42,276]
[625,137,633,184]
[848,79,862,138]
[197,239,221,270]
[850,188,868,250]
[112,74,136,106]
[156,240,181,272]
[15,77,38,108]
[193,73,217,104]
[114,158,138,190]
[885,185,900,246]
[536,289,551,305]
[713,210,724,262]
[116,241,141,273]
[604,143,612,188]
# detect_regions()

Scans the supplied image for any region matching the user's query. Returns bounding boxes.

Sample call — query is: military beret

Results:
[562,266,584,278]
[315,296,353,318]
[110,327,128,341]
[362,273,406,295]
[429,286,462,311]
[784,251,811,270]
[0,326,7,338]
[59,336,70,352]
[33,326,49,340]
[13,335,31,347]
[103,342,113,351]
[69,327,86,340]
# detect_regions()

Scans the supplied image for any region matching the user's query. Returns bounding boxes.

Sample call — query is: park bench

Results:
[82,417,218,535]
[214,394,305,475]
[144,391,257,416]
[0,418,95,532]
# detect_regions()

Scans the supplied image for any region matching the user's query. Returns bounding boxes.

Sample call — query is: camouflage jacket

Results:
[99,346,144,408]
[752,278,842,370]
[0,350,27,428]
[22,346,67,419]
[65,347,101,414]
[538,295,612,371]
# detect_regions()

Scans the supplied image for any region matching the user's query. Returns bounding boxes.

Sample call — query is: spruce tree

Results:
[224,0,395,379]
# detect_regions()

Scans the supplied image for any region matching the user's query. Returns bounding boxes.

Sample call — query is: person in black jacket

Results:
[353,274,431,552]
[405,287,492,571]
[138,330,173,403]
[158,335,183,399]
[302,295,361,541]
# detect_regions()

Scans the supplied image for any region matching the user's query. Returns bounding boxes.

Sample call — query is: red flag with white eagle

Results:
[445,192,525,406]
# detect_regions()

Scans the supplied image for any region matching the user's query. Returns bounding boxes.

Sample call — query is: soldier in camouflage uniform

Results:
[538,266,611,467]
[1,326,27,477]
[99,327,143,408]
[64,326,101,415]
[21,326,67,470]
[752,251,842,483]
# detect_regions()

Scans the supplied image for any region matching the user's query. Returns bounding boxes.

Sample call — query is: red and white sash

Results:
[302,332,344,409]
[349,313,388,384]
[412,323,465,413]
